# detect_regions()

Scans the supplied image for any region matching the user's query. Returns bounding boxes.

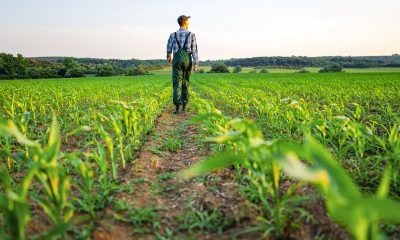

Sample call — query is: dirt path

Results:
[92,108,258,239]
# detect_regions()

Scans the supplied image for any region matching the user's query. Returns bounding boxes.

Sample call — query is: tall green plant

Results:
[0,117,74,239]
[278,137,400,240]
[183,114,308,237]
[181,112,400,240]
[0,164,35,240]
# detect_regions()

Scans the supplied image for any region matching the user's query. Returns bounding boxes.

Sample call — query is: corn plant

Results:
[33,118,74,236]
[278,137,400,240]
[0,136,13,170]
[0,76,171,237]
[0,164,35,240]
[95,122,118,180]
[387,124,400,187]
[0,117,74,239]
[184,105,310,237]
[70,146,118,219]
[70,158,96,218]
[182,108,400,239]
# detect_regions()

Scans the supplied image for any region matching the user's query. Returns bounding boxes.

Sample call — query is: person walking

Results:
[166,15,199,114]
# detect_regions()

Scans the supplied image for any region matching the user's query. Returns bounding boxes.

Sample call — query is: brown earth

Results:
[91,108,260,239]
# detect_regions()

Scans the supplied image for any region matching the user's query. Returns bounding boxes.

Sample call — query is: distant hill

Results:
[32,55,400,68]
[32,57,169,68]
[203,55,400,68]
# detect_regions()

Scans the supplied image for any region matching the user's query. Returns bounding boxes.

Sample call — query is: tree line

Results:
[203,55,400,68]
[0,53,167,80]
[1,52,399,80]
[207,63,343,73]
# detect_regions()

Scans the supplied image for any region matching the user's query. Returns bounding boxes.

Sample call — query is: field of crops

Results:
[1,72,400,239]
[0,76,171,239]
[190,72,400,239]
[151,67,400,74]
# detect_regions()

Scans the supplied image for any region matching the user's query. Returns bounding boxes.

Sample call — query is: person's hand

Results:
[167,54,173,64]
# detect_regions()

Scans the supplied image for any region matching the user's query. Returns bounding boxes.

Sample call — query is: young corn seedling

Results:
[70,158,96,218]
[70,144,118,219]
[96,123,118,180]
[387,124,400,187]
[0,136,13,170]
[33,118,74,236]
[278,137,400,240]
[183,101,400,239]
[108,113,127,169]
[19,111,30,158]
[0,164,36,240]
[183,114,308,238]
[0,117,74,239]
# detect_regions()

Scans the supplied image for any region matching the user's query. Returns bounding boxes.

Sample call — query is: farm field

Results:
[1,72,400,239]
[150,67,400,74]
[192,73,400,191]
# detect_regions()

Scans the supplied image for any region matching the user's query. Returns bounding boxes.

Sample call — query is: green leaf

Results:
[278,151,330,186]
[376,166,391,198]
[66,126,91,137]
[0,165,12,191]
[39,222,70,239]
[363,197,400,223]
[0,118,39,148]
[44,115,61,164]
[190,112,223,123]
[180,152,243,179]
[303,137,361,198]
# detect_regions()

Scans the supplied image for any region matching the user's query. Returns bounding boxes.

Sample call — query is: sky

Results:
[0,0,399,60]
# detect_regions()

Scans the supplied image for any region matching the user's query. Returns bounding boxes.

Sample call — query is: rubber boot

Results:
[173,105,180,114]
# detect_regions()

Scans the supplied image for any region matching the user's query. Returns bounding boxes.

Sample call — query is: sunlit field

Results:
[1,72,400,239]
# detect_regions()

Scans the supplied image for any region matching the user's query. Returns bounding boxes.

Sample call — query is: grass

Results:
[112,200,160,234]
[177,202,234,234]
[158,172,176,181]
[160,137,183,152]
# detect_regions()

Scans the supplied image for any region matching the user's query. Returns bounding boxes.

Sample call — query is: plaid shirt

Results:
[167,28,199,65]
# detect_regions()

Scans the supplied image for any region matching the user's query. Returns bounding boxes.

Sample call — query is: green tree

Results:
[127,65,149,76]
[15,54,28,76]
[233,66,242,73]
[0,53,27,79]
[63,58,85,78]
[319,64,344,73]
[209,63,230,73]
[0,56,5,77]
[96,63,114,77]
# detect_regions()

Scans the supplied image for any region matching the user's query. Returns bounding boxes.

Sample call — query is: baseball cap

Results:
[177,15,191,25]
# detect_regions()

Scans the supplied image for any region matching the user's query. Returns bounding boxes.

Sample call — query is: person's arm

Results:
[166,34,173,64]
[191,34,199,70]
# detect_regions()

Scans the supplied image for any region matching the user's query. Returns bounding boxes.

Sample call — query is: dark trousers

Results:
[172,52,192,106]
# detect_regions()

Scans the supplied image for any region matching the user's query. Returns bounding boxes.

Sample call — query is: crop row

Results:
[185,87,400,239]
[192,73,400,193]
[0,76,170,239]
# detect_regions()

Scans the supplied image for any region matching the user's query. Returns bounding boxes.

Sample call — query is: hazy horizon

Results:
[1,0,399,60]
[31,54,399,61]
